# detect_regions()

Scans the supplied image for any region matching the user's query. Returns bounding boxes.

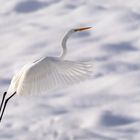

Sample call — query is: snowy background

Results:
[0,0,140,139]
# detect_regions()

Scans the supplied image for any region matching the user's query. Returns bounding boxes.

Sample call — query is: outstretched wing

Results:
[16,57,93,95]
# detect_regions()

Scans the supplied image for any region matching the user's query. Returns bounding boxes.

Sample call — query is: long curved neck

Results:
[60,30,74,59]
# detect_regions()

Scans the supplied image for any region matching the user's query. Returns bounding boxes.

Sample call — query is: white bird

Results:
[0,27,93,123]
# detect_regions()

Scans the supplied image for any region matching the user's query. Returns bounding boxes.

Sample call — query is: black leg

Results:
[0,92,16,123]
[0,92,7,113]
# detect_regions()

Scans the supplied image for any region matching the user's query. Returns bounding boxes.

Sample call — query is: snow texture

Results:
[0,0,140,140]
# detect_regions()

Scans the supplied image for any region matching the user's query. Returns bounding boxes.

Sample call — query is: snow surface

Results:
[0,0,140,139]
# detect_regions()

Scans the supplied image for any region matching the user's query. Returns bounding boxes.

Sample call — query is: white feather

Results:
[0,27,93,123]
[8,57,93,95]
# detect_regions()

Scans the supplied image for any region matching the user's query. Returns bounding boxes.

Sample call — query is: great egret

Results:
[0,27,92,123]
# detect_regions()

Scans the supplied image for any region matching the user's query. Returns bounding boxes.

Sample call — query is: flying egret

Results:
[0,27,93,123]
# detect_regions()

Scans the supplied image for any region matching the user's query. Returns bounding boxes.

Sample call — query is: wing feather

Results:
[15,57,93,95]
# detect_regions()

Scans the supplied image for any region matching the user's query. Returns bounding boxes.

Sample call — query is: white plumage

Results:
[7,27,93,96]
[0,27,93,122]
[8,57,92,95]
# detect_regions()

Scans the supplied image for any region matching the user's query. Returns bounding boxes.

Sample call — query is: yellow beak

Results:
[74,27,92,32]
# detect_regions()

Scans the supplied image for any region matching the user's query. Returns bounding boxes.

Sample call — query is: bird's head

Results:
[64,27,92,39]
